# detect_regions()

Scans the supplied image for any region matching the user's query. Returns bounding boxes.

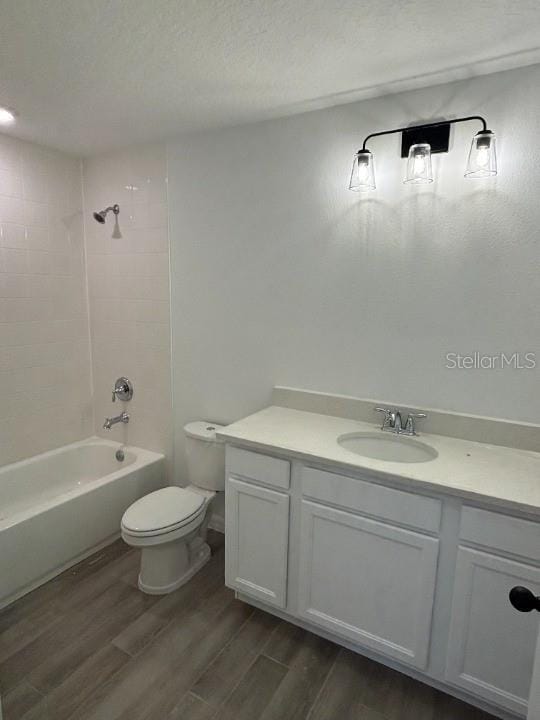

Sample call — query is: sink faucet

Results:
[374,407,426,436]
[103,411,129,430]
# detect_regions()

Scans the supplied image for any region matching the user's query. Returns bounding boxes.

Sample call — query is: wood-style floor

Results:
[0,532,496,720]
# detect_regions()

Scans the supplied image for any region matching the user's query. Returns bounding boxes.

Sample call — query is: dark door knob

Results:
[509,586,540,613]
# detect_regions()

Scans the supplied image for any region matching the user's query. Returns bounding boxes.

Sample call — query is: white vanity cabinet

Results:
[445,508,540,716]
[225,448,291,608]
[224,442,540,718]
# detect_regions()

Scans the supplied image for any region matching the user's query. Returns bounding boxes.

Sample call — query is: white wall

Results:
[169,63,540,480]
[4,62,536,483]
[82,144,172,470]
[0,135,92,465]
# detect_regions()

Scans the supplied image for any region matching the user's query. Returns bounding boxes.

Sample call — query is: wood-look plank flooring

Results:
[0,532,497,720]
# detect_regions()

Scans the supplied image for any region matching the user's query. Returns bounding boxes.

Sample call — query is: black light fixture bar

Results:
[349,114,496,192]
[361,115,489,156]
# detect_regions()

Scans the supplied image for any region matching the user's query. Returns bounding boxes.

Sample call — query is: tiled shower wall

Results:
[0,135,172,470]
[83,144,172,467]
[0,135,92,465]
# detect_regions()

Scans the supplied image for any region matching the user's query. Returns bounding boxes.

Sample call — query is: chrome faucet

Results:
[374,407,426,436]
[103,411,129,430]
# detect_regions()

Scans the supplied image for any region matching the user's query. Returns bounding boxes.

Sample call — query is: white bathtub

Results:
[0,437,165,608]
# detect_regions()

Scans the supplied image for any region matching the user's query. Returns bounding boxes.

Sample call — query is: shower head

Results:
[93,204,119,224]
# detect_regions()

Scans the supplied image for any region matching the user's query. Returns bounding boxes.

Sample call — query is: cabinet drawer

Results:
[301,466,441,533]
[227,446,290,490]
[460,507,540,562]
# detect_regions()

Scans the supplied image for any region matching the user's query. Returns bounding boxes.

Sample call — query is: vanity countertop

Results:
[217,406,540,516]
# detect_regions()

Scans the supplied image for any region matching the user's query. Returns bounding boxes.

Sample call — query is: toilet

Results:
[121,421,225,594]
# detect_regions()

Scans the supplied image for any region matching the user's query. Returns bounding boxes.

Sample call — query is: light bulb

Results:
[476,146,490,168]
[357,162,369,183]
[414,155,426,175]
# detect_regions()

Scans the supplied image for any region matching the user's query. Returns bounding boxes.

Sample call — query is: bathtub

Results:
[0,437,165,609]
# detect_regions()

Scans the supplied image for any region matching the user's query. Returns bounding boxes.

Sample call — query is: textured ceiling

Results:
[1,0,540,155]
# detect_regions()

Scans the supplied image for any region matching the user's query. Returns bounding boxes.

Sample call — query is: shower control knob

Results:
[112,377,133,403]
[509,586,540,613]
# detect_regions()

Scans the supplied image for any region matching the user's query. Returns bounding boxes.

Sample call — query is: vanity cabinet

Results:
[445,508,540,716]
[225,448,291,608]
[224,444,540,717]
[297,499,439,669]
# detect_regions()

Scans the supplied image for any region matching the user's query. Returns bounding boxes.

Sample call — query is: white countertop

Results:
[217,406,540,516]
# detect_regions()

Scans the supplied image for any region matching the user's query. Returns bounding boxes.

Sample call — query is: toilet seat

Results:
[121,486,206,538]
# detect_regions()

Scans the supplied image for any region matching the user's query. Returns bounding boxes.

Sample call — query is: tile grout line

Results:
[257,620,293,668]
[24,678,45,696]
[220,650,291,716]
[62,642,136,720]
[184,606,258,709]
[188,690,214,707]
[195,617,293,720]
[304,648,340,720]
[259,652,291,670]
[112,584,227,660]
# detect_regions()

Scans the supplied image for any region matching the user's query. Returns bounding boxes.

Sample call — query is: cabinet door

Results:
[446,547,540,716]
[528,625,540,720]
[298,500,439,669]
[225,477,289,608]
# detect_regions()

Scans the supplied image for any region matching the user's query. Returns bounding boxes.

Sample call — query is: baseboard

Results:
[208,514,225,533]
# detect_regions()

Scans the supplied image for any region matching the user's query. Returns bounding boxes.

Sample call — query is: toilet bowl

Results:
[121,421,225,594]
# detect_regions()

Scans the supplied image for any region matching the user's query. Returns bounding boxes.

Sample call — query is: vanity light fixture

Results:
[349,115,497,192]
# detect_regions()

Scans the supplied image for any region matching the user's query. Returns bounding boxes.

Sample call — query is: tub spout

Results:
[103,411,129,430]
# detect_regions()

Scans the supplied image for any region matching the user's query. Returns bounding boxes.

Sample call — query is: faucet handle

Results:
[374,407,393,429]
[112,377,133,403]
[404,412,427,435]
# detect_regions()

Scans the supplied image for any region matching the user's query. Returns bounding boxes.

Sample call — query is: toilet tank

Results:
[184,421,226,491]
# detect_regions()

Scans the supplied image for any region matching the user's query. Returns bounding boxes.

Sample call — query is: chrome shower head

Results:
[93,204,119,224]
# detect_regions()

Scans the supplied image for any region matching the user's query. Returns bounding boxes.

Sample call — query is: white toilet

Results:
[121,421,225,594]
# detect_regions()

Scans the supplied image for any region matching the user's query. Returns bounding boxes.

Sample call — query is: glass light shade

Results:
[404,143,433,184]
[349,150,375,192]
[465,131,497,178]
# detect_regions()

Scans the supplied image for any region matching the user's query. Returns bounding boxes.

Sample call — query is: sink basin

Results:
[337,432,438,464]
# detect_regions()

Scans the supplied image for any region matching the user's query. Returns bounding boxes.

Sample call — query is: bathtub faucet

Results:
[103,411,129,430]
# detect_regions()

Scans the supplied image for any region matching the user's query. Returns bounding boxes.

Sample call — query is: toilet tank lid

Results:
[184,421,225,442]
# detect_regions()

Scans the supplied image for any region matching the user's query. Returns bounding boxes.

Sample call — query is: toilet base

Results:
[138,541,211,595]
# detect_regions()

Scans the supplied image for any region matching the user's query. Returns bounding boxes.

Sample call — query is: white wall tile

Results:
[0,136,172,472]
[0,169,23,199]
[0,133,92,466]
[82,144,172,469]
[0,224,26,248]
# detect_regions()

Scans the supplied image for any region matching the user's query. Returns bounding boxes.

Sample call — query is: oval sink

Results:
[337,432,438,464]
